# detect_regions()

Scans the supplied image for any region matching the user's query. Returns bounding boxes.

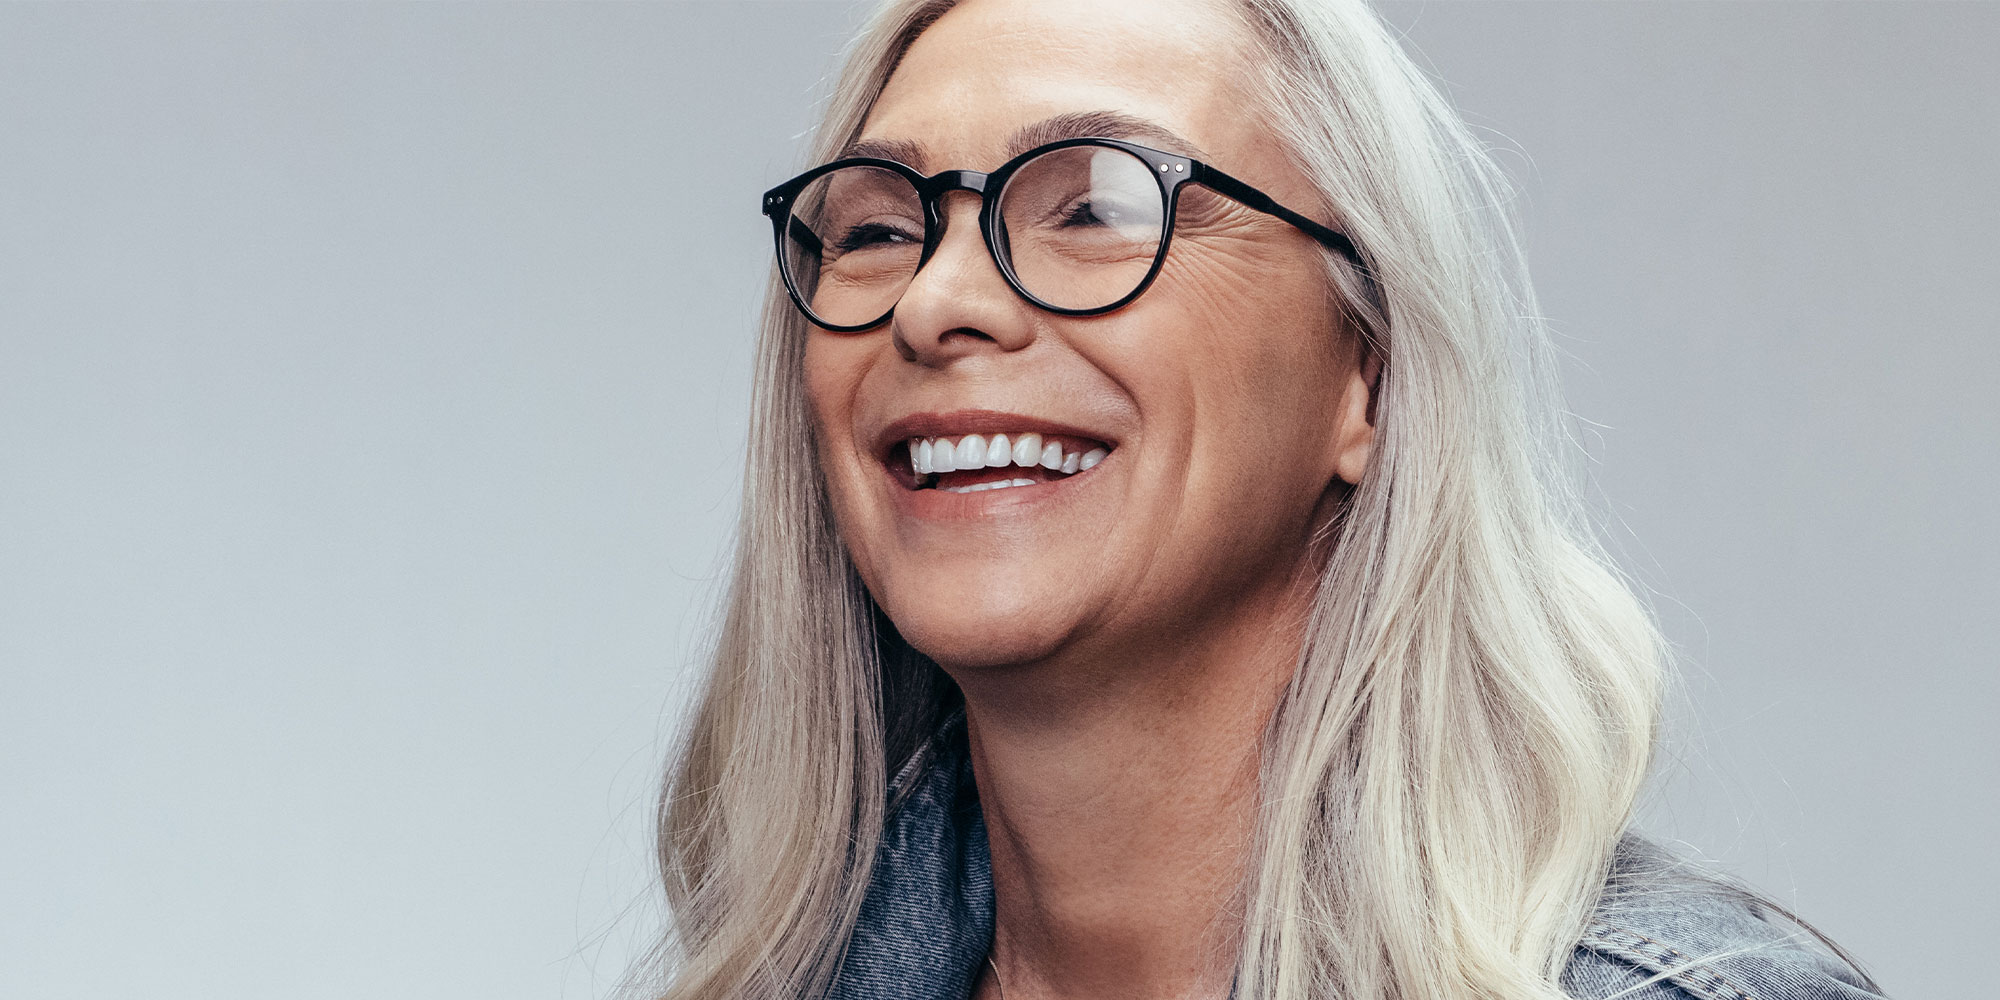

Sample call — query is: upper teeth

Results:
[908,432,1109,477]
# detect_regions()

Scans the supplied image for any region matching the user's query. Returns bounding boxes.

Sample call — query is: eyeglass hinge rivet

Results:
[1174,164,1185,172]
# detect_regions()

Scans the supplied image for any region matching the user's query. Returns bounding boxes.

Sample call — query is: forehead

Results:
[857,0,1253,171]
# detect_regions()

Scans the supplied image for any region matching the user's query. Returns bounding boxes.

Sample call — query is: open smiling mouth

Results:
[890,432,1113,493]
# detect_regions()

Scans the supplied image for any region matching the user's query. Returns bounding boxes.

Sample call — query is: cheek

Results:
[1158,244,1347,459]
[801,336,877,523]
[1103,249,1349,608]
[801,335,844,422]
[802,334,873,446]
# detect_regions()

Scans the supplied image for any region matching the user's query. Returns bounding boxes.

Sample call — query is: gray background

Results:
[1,2,1991,998]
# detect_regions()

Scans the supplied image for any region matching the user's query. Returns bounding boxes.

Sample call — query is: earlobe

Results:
[1331,349,1382,486]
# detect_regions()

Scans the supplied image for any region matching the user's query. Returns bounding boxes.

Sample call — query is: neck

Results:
[953,573,1311,1000]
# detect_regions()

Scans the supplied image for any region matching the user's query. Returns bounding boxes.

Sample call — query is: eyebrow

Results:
[837,110,1212,172]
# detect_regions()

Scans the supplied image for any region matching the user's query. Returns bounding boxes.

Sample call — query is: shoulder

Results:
[1561,835,1887,1000]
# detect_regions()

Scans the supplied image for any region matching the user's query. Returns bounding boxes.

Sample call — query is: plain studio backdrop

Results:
[2,2,1993,998]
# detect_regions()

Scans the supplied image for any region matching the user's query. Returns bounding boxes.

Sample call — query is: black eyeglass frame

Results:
[760,136,1370,333]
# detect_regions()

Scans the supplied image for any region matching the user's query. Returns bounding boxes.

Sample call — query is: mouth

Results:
[886,430,1114,493]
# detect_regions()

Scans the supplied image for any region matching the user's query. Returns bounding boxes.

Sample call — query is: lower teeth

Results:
[939,477,1038,494]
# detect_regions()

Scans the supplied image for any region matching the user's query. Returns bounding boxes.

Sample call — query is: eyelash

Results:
[834,222,919,254]
[1059,197,1145,228]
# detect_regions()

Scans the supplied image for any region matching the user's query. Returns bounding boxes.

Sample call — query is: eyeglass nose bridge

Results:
[912,168,995,265]
[924,169,992,196]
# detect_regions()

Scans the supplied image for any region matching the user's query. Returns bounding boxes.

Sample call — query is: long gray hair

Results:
[633,1,1667,998]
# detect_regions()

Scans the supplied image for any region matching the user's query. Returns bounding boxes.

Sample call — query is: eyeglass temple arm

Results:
[1191,163,1370,276]
[785,216,824,256]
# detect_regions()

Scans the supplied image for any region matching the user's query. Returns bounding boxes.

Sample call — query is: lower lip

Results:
[882,456,1109,521]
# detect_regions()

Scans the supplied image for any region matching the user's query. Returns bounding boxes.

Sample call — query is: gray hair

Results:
[632,2,1666,998]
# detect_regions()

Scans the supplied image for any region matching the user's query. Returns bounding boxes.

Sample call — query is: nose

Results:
[889,189,1038,365]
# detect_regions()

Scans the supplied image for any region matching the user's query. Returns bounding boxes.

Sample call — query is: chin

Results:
[874,571,1075,671]
[907,632,1063,672]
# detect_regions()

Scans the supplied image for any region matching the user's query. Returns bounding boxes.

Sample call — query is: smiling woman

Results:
[632,2,1885,1000]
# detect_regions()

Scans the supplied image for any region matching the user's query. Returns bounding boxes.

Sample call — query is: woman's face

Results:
[806,0,1376,671]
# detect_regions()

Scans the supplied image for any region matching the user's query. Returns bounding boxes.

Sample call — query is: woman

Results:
[637,1,1885,998]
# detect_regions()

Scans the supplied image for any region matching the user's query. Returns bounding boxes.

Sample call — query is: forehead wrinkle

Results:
[839,109,1214,177]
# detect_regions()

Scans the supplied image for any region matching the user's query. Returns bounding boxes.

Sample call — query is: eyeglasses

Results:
[761,136,1369,332]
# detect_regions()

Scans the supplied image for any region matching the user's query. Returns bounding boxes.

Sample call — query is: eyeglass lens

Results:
[780,145,1166,328]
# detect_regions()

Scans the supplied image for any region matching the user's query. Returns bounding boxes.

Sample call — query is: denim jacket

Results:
[827,711,1883,1000]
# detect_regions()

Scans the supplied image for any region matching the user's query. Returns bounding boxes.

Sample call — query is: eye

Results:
[1059,198,1137,228]
[1053,190,1162,233]
[833,221,921,254]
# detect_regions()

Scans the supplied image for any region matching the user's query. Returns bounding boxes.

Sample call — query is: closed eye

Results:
[1060,200,1116,227]
[1057,197,1155,230]
[834,222,922,255]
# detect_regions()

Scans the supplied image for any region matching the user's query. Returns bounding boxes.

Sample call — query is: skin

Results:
[803,0,1380,996]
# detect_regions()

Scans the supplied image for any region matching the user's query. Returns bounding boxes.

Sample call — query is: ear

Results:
[1329,345,1382,486]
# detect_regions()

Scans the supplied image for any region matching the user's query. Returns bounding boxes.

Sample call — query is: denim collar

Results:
[827,710,992,1000]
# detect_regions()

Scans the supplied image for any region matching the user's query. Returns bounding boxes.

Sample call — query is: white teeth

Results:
[906,430,1113,486]
[954,435,986,469]
[940,477,1037,494]
[1011,433,1041,466]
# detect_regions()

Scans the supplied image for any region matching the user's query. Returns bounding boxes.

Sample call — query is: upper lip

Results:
[873,408,1118,459]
